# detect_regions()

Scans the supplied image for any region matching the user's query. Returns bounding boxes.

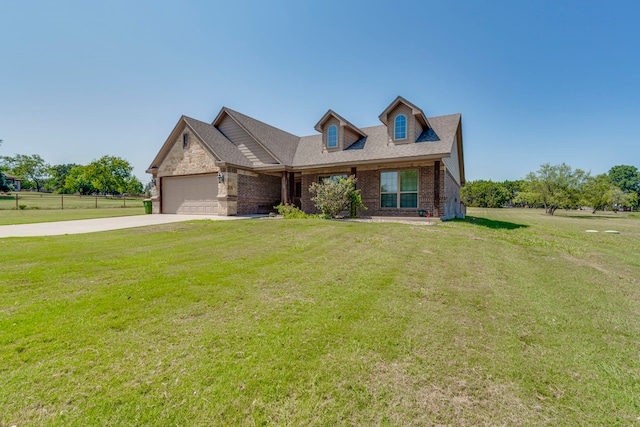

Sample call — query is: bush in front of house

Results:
[309,175,366,218]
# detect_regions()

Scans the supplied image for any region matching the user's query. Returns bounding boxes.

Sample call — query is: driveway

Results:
[0,214,261,238]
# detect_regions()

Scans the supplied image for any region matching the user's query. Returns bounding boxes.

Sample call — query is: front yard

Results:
[1,209,639,425]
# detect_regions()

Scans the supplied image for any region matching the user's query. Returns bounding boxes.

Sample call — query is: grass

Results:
[1,208,639,425]
[0,207,145,225]
[0,193,145,211]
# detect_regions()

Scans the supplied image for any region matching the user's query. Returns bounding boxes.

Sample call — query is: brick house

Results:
[147,96,465,219]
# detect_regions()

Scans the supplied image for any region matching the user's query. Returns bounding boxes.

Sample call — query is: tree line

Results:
[461,164,640,214]
[0,154,144,195]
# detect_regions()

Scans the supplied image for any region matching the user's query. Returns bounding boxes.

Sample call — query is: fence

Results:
[0,193,146,210]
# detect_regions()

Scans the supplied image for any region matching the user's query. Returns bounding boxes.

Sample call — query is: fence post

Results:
[95,195,98,208]
[16,193,18,210]
[123,195,126,208]
[61,194,64,210]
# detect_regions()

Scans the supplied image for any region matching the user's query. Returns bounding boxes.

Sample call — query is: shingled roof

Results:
[222,108,299,166]
[293,113,460,168]
[150,100,463,176]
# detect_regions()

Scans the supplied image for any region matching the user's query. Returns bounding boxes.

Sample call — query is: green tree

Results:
[124,175,144,196]
[0,171,10,192]
[608,165,640,207]
[461,180,511,208]
[47,163,80,193]
[610,187,638,211]
[582,174,616,213]
[84,155,137,195]
[63,166,97,195]
[518,163,588,215]
[1,154,50,192]
[309,175,366,218]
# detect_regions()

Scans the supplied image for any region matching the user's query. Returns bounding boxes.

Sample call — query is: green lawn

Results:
[0,207,145,225]
[1,209,639,425]
[0,193,144,211]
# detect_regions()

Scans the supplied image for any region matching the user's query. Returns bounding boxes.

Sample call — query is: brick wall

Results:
[237,172,281,214]
[300,173,321,214]
[300,164,447,217]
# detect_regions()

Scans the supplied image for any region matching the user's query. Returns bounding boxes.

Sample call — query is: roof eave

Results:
[293,153,448,170]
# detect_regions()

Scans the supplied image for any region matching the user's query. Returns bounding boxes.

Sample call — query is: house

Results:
[147,96,465,219]
[2,173,21,191]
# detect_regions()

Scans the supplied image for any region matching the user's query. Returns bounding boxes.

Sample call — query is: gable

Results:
[157,125,218,176]
[216,113,279,166]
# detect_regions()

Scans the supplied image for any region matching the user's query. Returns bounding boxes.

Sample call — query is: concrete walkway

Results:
[0,214,261,238]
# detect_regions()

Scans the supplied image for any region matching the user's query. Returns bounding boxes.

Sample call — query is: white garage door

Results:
[162,174,218,214]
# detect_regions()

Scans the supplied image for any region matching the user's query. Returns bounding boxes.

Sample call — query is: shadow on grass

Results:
[452,216,528,230]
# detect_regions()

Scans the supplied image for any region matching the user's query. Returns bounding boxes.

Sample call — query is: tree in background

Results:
[517,163,588,215]
[46,163,80,193]
[63,165,97,195]
[0,171,10,192]
[461,180,511,208]
[609,186,638,211]
[84,155,142,195]
[608,165,640,208]
[581,174,618,213]
[0,154,50,191]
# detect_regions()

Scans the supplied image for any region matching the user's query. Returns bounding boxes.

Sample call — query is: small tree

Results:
[521,163,588,215]
[309,175,366,218]
[0,171,11,192]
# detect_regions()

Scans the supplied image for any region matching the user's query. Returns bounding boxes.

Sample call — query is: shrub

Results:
[309,175,366,218]
[274,203,314,219]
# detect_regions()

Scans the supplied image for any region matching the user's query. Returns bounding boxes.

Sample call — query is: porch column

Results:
[281,171,289,205]
[288,172,295,203]
[434,161,440,217]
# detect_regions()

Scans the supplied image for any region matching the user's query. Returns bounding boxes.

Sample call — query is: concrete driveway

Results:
[0,214,261,238]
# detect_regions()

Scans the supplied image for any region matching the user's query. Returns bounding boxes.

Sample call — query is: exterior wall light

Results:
[218,172,224,183]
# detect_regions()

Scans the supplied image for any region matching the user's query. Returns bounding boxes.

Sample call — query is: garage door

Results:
[162,174,218,214]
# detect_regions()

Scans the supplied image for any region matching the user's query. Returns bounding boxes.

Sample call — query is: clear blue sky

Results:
[1,0,639,184]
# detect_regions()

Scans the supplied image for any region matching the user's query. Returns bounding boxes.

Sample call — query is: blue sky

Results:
[1,0,639,183]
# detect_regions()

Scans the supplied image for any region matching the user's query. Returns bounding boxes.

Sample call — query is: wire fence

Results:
[0,193,146,210]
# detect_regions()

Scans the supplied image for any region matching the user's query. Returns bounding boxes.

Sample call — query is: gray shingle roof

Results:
[223,108,299,165]
[292,113,461,168]
[183,116,253,168]
[151,106,462,174]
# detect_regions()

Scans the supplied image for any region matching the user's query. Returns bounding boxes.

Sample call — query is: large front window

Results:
[380,170,418,208]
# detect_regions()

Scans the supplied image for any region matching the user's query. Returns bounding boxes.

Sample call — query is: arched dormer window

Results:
[328,125,338,148]
[394,115,407,140]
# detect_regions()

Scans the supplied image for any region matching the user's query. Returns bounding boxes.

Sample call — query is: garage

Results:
[161,174,218,214]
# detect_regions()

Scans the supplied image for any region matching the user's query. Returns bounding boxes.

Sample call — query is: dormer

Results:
[314,110,367,153]
[378,96,432,146]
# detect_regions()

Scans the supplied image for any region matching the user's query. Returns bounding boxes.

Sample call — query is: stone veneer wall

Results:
[237,172,282,214]
[151,130,218,214]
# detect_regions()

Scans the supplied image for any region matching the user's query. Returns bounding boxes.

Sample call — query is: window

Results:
[327,125,338,148]
[380,170,418,208]
[394,114,407,140]
[183,133,190,148]
[318,174,347,183]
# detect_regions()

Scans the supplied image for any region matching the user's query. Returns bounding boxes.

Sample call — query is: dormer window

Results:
[327,125,338,148]
[394,115,407,140]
